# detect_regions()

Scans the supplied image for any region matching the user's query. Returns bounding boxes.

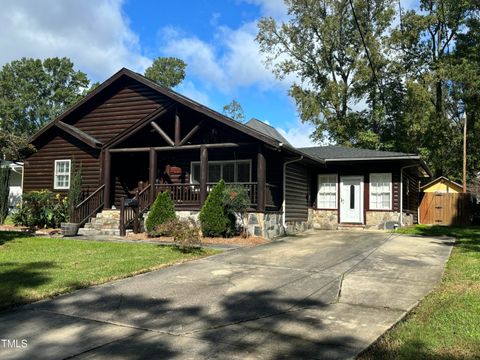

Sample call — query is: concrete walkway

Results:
[0,230,453,360]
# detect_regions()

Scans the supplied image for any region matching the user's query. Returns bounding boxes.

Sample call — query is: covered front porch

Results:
[103,143,282,213]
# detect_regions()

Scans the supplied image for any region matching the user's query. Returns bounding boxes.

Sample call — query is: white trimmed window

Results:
[370,173,392,210]
[190,160,251,184]
[317,174,338,209]
[54,160,71,189]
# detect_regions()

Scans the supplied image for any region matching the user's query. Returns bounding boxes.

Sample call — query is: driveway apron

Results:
[0,230,453,360]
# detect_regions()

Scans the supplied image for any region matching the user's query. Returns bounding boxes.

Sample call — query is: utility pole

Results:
[463,112,467,193]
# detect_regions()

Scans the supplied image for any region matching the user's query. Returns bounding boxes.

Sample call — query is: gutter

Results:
[324,156,420,162]
[282,156,304,230]
[400,164,421,226]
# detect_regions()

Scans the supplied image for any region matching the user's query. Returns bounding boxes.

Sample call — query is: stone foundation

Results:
[307,208,414,230]
[285,220,309,235]
[308,209,338,230]
[246,212,284,239]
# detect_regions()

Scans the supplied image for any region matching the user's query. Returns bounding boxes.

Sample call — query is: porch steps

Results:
[77,210,121,236]
[337,224,366,231]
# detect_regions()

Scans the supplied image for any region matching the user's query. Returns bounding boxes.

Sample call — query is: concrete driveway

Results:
[0,230,453,360]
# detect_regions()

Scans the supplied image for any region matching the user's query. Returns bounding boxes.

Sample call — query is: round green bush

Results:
[199,180,231,237]
[145,191,176,232]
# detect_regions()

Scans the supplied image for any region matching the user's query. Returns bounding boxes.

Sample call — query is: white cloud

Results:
[0,0,151,81]
[159,21,287,94]
[175,80,212,107]
[241,0,288,18]
[278,121,319,148]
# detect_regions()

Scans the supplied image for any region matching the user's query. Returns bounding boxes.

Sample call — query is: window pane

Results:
[223,163,235,182]
[208,164,221,183]
[318,175,337,209]
[191,164,200,183]
[236,162,250,182]
[370,173,391,209]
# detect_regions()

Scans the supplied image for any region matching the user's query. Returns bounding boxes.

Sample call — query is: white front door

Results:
[340,176,364,223]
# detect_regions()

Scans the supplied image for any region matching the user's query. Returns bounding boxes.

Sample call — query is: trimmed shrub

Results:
[12,190,68,228]
[145,191,176,232]
[199,180,231,237]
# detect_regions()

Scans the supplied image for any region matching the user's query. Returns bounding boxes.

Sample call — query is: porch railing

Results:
[119,184,151,236]
[154,182,263,208]
[119,181,280,235]
[72,184,105,226]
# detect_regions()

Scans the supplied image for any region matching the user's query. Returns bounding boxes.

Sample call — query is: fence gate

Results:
[419,192,472,226]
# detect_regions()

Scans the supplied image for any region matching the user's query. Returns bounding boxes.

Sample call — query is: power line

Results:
[348,0,386,107]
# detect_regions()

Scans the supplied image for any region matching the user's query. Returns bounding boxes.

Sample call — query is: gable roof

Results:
[420,176,463,190]
[245,118,291,146]
[299,145,419,161]
[29,67,321,163]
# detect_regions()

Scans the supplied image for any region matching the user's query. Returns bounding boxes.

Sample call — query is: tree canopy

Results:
[0,57,93,160]
[144,57,187,88]
[256,0,480,180]
[0,57,90,137]
[222,100,245,122]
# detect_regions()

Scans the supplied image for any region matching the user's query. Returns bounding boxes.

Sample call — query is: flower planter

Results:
[61,222,79,237]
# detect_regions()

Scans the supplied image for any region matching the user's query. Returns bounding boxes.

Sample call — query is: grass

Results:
[0,231,217,311]
[360,225,480,359]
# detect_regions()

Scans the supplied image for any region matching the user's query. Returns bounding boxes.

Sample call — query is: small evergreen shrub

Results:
[67,162,83,222]
[145,191,176,232]
[0,165,10,224]
[199,180,231,237]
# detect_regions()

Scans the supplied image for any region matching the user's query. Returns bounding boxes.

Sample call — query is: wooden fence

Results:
[419,192,472,226]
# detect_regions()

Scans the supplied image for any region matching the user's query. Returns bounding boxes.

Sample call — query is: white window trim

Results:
[190,160,252,184]
[369,172,393,210]
[317,174,338,209]
[54,159,71,190]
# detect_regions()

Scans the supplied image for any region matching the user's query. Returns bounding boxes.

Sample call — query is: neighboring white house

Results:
[1,161,23,212]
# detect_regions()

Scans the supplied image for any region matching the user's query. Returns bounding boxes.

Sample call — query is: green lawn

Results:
[0,231,216,310]
[360,225,480,359]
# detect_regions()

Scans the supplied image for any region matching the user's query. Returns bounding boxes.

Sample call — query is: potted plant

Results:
[61,162,82,236]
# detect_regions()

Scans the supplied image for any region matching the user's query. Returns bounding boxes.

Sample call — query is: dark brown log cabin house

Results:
[24,68,430,238]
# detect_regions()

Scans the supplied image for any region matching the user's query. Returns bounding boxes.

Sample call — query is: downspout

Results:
[282,156,304,230]
[400,164,420,226]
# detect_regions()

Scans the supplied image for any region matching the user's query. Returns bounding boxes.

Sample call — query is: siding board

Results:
[285,163,308,221]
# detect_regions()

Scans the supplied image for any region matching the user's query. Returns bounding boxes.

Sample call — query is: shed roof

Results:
[420,176,463,190]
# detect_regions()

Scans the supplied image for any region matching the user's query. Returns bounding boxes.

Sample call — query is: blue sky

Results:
[122,0,305,145]
[0,0,418,146]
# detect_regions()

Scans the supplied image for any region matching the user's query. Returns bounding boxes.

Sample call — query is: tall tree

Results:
[0,57,90,136]
[391,0,477,177]
[256,0,395,148]
[222,100,245,122]
[144,57,187,88]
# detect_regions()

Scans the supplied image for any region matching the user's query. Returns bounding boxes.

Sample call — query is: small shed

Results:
[421,176,463,194]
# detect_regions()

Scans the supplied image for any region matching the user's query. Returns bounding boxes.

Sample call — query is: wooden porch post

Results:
[257,144,266,212]
[104,150,111,209]
[175,112,181,145]
[149,147,157,202]
[200,145,208,205]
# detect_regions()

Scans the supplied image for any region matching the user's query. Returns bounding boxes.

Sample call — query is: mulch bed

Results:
[0,225,61,236]
[126,232,269,247]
